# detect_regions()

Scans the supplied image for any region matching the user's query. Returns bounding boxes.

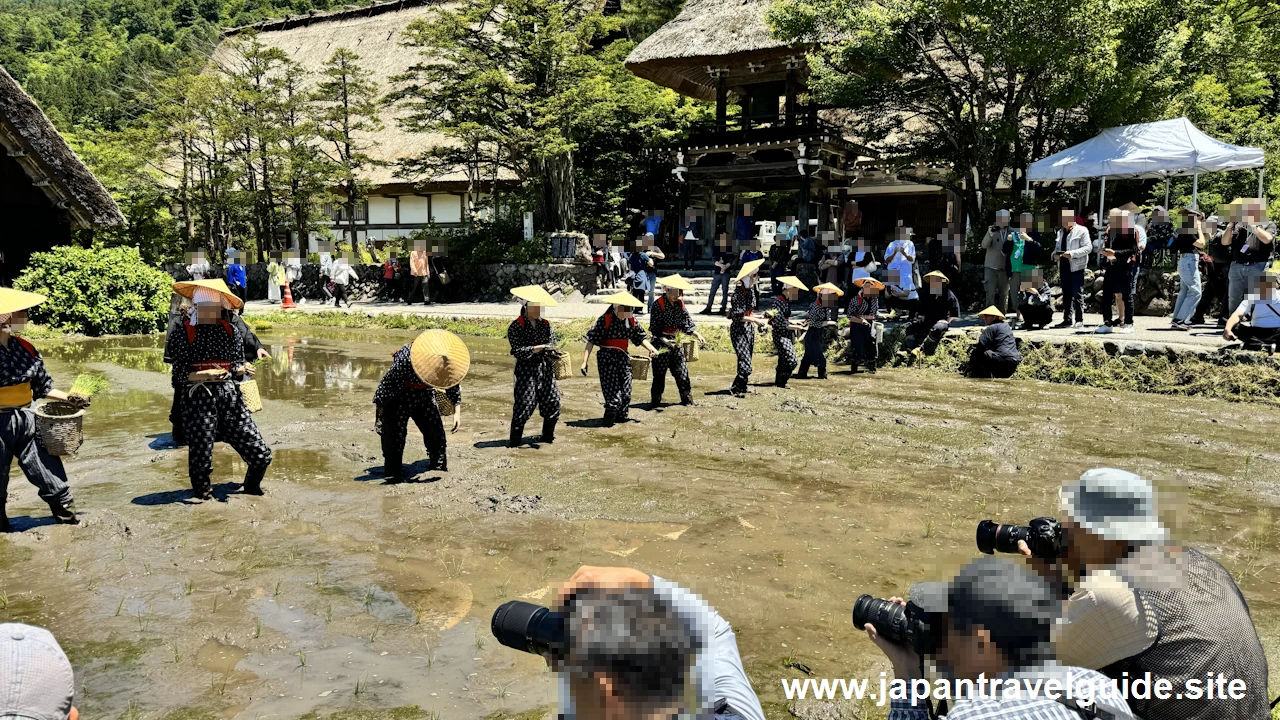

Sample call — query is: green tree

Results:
[768,0,1183,224]
[313,48,383,248]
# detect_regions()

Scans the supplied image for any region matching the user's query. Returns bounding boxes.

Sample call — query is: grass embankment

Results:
[893,330,1280,403]
[242,310,1280,404]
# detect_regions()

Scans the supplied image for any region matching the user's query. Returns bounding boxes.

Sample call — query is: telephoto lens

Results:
[851,595,937,656]
[491,601,568,656]
[975,518,1064,558]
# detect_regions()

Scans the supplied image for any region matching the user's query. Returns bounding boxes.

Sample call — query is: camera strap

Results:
[1053,695,1116,720]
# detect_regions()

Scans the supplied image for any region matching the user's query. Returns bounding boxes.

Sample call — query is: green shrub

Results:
[14,245,172,336]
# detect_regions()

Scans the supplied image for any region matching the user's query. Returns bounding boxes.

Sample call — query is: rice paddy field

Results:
[1,326,1277,719]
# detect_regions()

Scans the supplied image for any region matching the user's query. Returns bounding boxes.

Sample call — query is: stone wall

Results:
[473,262,598,301]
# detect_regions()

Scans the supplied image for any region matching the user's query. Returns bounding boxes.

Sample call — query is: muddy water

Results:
[1,327,1278,719]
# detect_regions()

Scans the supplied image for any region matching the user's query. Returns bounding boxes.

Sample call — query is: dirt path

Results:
[1,328,1277,720]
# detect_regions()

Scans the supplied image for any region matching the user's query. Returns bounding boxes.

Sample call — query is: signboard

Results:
[523,212,534,241]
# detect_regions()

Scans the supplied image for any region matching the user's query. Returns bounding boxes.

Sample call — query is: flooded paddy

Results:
[1,326,1278,719]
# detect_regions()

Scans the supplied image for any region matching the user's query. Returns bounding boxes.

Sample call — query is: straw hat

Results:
[853,277,885,291]
[778,276,808,291]
[511,285,559,307]
[734,258,765,282]
[173,279,244,310]
[658,274,695,291]
[602,291,645,308]
[410,329,471,389]
[923,271,950,285]
[0,288,47,316]
[813,282,845,297]
[977,305,1006,320]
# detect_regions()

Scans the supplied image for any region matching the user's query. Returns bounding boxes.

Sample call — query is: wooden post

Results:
[716,78,728,133]
[740,90,752,133]
[798,178,811,236]
[785,68,797,127]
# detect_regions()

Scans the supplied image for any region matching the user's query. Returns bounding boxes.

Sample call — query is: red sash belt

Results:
[603,339,629,351]
[405,381,431,390]
[192,360,232,372]
[660,327,680,335]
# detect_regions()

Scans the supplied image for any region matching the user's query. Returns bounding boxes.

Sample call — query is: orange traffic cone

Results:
[281,283,296,309]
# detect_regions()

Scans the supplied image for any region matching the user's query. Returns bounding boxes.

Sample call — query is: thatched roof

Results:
[625,0,804,100]
[0,65,124,229]
[216,0,515,188]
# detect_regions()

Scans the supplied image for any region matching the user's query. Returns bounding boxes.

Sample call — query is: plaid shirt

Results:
[888,666,1133,720]
[846,293,878,319]
[0,336,52,399]
[374,344,462,406]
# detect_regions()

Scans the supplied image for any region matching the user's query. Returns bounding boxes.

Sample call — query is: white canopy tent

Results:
[1027,117,1266,220]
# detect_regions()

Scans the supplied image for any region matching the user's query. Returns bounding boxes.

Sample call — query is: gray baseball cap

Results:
[1060,468,1169,544]
[908,557,1059,665]
[0,623,74,720]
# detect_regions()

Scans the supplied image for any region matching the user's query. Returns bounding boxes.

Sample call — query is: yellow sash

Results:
[0,382,33,408]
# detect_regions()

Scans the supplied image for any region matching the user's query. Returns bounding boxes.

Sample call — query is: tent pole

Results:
[1164,177,1170,208]
[1085,181,1091,211]
[1192,173,1198,209]
[1099,177,1106,224]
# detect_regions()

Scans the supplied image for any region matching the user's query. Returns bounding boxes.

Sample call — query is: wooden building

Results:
[216,0,516,247]
[0,65,124,284]
[625,0,955,247]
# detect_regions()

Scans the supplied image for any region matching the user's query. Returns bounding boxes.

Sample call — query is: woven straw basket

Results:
[239,379,263,413]
[552,350,573,380]
[630,355,651,380]
[435,389,455,416]
[34,401,84,456]
[679,337,700,363]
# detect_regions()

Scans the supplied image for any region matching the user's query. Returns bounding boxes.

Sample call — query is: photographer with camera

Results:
[492,566,765,720]
[859,557,1136,719]
[996,468,1270,720]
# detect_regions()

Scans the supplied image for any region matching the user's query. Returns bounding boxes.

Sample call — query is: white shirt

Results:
[888,258,917,299]
[884,239,916,264]
[1239,296,1280,328]
[186,262,209,280]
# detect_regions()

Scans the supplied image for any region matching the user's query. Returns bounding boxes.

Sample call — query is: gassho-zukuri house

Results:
[214,0,516,247]
[624,0,963,246]
[0,64,125,283]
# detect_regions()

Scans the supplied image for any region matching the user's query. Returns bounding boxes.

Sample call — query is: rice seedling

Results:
[69,373,109,399]
[211,595,220,614]
[273,581,282,597]
[0,592,7,610]
[63,557,71,573]
[923,520,934,539]
[184,579,194,596]
[773,552,784,566]
[167,641,180,663]
[353,671,369,697]
[253,617,262,639]
[143,562,152,576]
[114,598,125,617]
[474,630,486,651]
[362,588,375,613]
[324,602,333,624]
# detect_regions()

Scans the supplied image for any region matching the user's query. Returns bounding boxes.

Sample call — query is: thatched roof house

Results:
[0,66,124,229]
[215,0,514,240]
[625,0,805,101]
[0,64,124,282]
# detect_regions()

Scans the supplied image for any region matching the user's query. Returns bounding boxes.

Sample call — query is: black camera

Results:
[491,601,568,656]
[976,517,1065,559]
[852,594,940,656]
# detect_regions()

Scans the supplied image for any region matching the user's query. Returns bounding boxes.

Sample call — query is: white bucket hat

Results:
[1060,468,1169,544]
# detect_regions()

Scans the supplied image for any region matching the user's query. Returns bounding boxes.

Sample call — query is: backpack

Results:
[798,237,817,263]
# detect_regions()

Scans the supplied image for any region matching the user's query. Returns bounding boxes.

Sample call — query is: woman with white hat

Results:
[506,286,561,447]
[795,283,842,380]
[374,330,468,477]
[165,280,272,499]
[581,292,658,426]
[768,276,808,388]
[0,288,87,530]
[728,259,768,396]
[648,275,705,407]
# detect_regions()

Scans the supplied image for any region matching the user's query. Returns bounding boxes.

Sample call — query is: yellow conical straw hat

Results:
[977,305,1006,320]
[658,274,695,291]
[0,288,46,316]
[410,329,471,389]
[511,285,559,306]
[813,282,845,297]
[922,271,950,284]
[173,279,244,310]
[602,291,645,308]
[734,258,765,282]
[853,276,885,290]
[777,275,808,291]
